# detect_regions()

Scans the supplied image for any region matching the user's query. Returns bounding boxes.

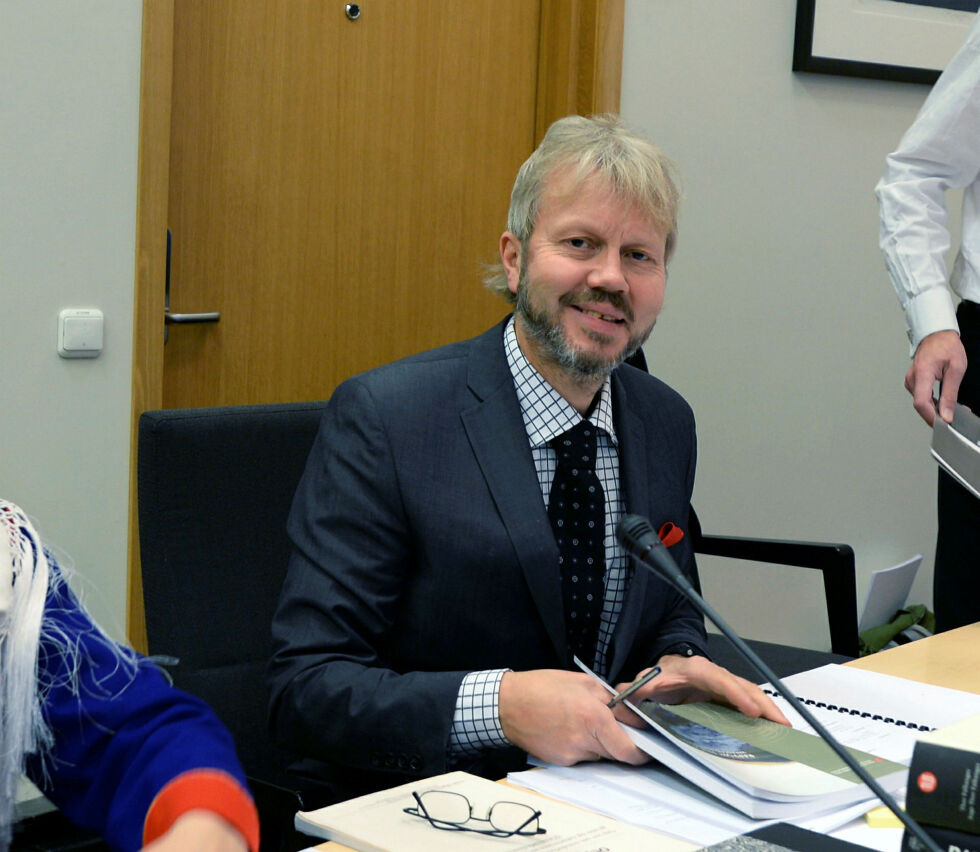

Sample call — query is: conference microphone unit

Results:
[617,513,942,852]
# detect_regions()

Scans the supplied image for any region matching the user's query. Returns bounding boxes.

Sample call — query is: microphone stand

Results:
[618,514,941,852]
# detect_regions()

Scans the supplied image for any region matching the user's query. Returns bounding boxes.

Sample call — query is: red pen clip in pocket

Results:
[657,521,684,548]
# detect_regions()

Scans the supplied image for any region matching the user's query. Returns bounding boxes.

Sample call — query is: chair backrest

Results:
[137,402,327,788]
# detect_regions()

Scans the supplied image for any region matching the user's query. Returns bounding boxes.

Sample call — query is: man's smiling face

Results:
[502,169,667,388]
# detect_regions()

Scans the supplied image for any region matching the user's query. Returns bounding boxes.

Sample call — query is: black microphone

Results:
[618,513,694,594]
[617,513,941,852]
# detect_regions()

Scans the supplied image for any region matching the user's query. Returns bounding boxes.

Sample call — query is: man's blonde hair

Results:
[485,114,681,301]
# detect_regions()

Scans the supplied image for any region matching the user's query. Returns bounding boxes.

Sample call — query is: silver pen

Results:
[606,665,662,708]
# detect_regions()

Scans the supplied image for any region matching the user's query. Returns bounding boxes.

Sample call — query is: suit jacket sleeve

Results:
[268,376,468,780]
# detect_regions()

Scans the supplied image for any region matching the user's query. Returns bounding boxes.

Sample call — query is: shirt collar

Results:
[504,316,617,448]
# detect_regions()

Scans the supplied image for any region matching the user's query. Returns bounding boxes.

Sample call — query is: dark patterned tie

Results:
[547,420,605,669]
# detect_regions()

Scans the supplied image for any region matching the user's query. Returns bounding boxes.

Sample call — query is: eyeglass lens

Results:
[488,801,539,833]
[419,790,471,824]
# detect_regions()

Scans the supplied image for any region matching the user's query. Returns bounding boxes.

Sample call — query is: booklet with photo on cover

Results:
[632,700,905,810]
[577,659,906,820]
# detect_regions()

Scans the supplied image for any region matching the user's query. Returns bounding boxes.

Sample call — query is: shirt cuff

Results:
[448,669,511,758]
[142,769,260,852]
[658,641,707,660]
[905,287,960,354]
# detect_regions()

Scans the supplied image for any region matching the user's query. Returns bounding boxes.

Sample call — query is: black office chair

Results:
[137,402,330,852]
[689,507,859,680]
[9,811,110,851]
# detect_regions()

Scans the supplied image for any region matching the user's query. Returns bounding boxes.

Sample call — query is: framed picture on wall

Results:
[794,0,979,84]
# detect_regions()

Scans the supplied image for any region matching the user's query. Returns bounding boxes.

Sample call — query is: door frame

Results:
[126,0,624,649]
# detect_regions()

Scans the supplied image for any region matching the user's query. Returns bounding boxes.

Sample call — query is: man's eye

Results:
[626,250,651,262]
[567,238,590,249]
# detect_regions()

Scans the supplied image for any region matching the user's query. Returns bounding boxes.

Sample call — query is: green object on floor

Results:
[859,604,936,656]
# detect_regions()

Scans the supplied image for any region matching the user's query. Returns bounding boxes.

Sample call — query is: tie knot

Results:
[550,420,598,469]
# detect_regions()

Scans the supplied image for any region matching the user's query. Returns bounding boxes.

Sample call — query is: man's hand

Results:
[613,655,789,728]
[498,669,650,766]
[906,330,967,425]
[141,811,248,852]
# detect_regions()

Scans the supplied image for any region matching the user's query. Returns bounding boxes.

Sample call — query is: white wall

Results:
[0,2,142,639]
[622,0,950,649]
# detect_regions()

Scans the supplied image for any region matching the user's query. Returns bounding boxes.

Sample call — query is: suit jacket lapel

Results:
[460,321,567,664]
[607,371,650,678]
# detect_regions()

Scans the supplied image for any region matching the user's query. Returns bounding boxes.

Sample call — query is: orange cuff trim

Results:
[143,769,260,852]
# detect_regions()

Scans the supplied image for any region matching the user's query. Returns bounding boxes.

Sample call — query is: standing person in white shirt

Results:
[876,13,980,633]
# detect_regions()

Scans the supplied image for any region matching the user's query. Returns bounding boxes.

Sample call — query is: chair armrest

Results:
[693,533,858,658]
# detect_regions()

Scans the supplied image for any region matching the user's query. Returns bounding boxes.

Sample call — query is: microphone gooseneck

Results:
[617,513,941,852]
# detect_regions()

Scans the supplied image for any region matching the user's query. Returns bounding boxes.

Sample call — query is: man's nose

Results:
[587,251,628,292]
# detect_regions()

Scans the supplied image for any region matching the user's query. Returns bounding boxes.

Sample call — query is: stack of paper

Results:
[510,664,980,847]
[857,555,921,634]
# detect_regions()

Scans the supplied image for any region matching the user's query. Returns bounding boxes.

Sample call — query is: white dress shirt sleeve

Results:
[876,15,980,353]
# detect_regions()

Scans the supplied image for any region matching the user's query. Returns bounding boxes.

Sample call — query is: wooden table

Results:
[845,621,980,692]
[311,626,980,850]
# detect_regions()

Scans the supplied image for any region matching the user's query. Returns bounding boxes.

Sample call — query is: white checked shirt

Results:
[448,317,631,758]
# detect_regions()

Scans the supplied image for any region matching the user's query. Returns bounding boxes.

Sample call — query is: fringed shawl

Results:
[0,501,52,851]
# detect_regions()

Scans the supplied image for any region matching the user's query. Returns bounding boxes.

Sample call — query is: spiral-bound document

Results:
[761,665,980,766]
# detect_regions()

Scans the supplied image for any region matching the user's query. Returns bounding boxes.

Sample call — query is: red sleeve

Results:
[142,769,260,851]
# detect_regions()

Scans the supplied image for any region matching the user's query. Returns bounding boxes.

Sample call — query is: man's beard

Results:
[514,265,655,383]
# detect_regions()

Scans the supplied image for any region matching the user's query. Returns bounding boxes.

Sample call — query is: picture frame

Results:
[793,0,979,84]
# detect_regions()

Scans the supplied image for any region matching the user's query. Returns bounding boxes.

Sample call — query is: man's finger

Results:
[595,725,649,765]
[907,366,938,426]
[938,366,965,423]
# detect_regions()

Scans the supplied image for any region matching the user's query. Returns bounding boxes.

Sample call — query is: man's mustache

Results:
[560,289,634,323]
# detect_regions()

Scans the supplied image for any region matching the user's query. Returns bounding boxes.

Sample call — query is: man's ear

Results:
[499,232,522,295]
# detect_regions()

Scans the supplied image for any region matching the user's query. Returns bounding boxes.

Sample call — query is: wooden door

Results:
[128,0,624,647]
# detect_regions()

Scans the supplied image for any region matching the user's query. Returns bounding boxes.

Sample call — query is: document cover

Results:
[931,404,980,499]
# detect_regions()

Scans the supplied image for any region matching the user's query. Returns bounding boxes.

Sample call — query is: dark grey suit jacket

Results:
[268,318,704,796]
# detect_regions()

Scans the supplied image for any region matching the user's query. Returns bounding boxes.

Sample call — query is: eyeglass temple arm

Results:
[512,807,544,835]
[411,791,430,819]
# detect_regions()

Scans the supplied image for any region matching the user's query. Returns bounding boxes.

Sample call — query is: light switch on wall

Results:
[58,308,103,358]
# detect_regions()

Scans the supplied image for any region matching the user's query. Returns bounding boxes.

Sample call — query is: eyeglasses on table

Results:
[403,789,546,838]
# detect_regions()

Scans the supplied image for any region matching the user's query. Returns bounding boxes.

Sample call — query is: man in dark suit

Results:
[268,115,784,800]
